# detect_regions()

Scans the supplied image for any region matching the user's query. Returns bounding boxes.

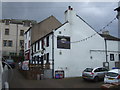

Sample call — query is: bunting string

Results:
[54,16,117,43]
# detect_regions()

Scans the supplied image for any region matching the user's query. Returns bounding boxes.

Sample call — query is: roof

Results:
[0,19,37,25]
[31,15,62,44]
[99,34,120,41]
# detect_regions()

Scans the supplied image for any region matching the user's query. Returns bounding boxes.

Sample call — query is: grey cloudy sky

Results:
[1,2,119,37]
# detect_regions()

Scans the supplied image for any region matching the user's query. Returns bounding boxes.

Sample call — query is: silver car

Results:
[104,69,120,83]
[82,67,108,82]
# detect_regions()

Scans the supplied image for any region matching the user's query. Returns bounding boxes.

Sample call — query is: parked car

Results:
[82,67,108,82]
[104,69,120,84]
[5,59,15,68]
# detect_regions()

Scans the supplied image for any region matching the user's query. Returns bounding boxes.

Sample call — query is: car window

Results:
[84,68,93,72]
[106,72,119,77]
[94,68,100,72]
[101,68,108,71]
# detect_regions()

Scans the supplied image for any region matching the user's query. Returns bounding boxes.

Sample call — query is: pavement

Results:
[8,69,104,88]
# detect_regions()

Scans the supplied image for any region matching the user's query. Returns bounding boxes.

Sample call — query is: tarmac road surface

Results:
[9,69,104,88]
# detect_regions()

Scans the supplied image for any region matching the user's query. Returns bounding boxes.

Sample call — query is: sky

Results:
[1,1,119,37]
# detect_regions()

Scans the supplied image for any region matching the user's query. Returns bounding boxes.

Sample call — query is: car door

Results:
[94,68,104,79]
[101,68,108,77]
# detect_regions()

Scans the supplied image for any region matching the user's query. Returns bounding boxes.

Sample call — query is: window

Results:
[41,39,44,49]
[38,41,40,50]
[110,54,114,61]
[46,36,49,47]
[3,40,7,46]
[94,68,100,72]
[57,36,70,49]
[34,43,36,52]
[44,54,46,60]
[46,53,49,63]
[118,54,120,61]
[5,20,10,25]
[20,30,24,36]
[8,40,12,47]
[5,29,9,35]
[25,43,27,49]
[20,40,24,47]
[101,68,108,71]
[28,40,30,48]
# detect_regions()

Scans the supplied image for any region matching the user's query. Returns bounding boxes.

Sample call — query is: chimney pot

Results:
[71,8,73,10]
[68,6,71,10]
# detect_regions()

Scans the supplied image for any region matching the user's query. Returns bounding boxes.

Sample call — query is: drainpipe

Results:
[104,39,108,62]
[52,32,54,78]
[104,38,109,69]
[16,24,18,56]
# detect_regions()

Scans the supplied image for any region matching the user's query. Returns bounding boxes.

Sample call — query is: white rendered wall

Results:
[53,8,119,77]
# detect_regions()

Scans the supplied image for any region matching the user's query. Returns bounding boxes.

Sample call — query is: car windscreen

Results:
[106,72,119,77]
[84,68,93,72]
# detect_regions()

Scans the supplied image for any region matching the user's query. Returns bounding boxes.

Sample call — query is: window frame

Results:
[46,36,49,47]
[5,28,9,35]
[8,40,12,47]
[20,40,24,47]
[110,54,114,61]
[3,40,7,47]
[46,53,49,63]
[20,30,24,36]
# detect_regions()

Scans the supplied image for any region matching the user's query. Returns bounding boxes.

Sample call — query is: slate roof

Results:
[99,34,120,41]
[31,15,62,44]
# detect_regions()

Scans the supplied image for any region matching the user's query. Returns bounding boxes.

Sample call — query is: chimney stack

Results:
[64,6,76,24]
[68,6,73,10]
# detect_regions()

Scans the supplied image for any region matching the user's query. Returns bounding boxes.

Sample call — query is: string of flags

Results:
[54,16,117,44]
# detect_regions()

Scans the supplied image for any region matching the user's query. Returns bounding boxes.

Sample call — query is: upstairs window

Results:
[110,54,114,61]
[41,39,44,49]
[34,43,36,52]
[8,40,12,47]
[3,40,7,46]
[3,40,12,47]
[57,36,70,49]
[20,40,24,47]
[5,20,10,25]
[38,41,40,50]
[46,36,49,47]
[5,29,9,35]
[20,30,24,36]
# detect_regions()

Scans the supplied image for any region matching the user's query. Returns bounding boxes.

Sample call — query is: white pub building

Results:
[25,6,120,78]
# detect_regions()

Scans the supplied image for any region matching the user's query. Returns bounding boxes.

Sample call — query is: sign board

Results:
[55,70,64,79]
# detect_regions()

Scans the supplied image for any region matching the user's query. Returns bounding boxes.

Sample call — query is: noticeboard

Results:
[55,70,64,79]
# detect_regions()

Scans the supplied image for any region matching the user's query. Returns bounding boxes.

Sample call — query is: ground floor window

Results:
[110,54,114,61]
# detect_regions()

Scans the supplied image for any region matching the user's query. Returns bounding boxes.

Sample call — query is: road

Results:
[8,69,104,88]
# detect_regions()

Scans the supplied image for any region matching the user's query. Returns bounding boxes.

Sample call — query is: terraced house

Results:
[0,19,36,59]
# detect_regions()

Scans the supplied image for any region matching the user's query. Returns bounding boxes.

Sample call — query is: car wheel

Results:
[83,78,87,81]
[94,76,99,82]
